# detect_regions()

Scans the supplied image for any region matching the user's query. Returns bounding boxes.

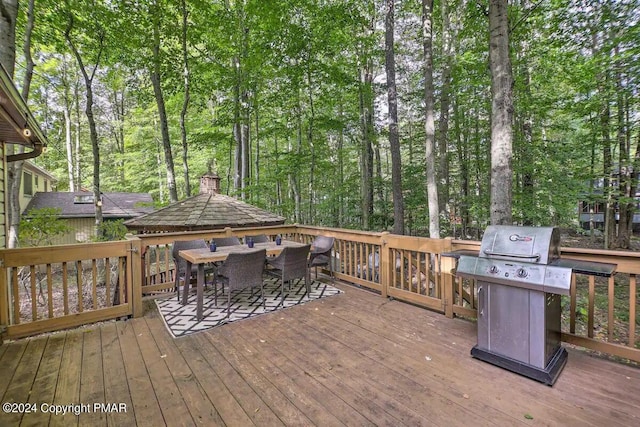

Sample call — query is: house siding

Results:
[19,162,56,213]
[51,217,96,245]
[1,143,5,248]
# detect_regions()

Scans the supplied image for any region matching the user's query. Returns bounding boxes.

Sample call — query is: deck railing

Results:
[0,225,638,363]
[0,240,139,339]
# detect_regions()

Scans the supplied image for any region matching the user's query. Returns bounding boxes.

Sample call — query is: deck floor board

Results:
[143,313,225,426]
[22,334,65,427]
[131,317,196,427]
[116,320,164,427]
[100,322,136,427]
[1,280,639,426]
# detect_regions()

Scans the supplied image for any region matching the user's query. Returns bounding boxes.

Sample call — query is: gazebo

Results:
[124,173,285,233]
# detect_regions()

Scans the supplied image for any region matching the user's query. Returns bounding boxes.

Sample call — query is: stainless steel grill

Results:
[456,225,572,385]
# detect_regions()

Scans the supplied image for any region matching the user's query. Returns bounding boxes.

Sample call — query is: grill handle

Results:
[482,250,541,262]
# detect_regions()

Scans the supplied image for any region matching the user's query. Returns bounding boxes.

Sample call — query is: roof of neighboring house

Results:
[123,193,286,232]
[23,192,155,219]
[0,63,47,160]
[23,160,57,182]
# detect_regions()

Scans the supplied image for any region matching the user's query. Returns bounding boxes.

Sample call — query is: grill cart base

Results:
[471,345,568,386]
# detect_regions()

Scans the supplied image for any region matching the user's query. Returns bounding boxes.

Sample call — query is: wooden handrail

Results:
[1,225,637,363]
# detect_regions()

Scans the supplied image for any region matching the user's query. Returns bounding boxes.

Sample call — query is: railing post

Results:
[380,232,390,299]
[129,237,144,318]
[441,237,455,318]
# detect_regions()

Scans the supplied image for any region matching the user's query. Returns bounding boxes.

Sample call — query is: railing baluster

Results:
[629,274,636,348]
[358,242,363,281]
[105,258,112,307]
[92,259,98,310]
[30,265,37,321]
[62,262,69,315]
[164,245,170,283]
[76,260,83,313]
[588,276,595,338]
[119,257,126,304]
[570,274,577,334]
[12,268,20,324]
[608,276,614,342]
[47,264,53,318]
[145,251,151,285]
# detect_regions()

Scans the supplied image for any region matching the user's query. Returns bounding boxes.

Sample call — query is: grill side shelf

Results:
[550,258,616,277]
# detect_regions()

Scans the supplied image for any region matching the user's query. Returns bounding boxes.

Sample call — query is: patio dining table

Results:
[179,240,308,320]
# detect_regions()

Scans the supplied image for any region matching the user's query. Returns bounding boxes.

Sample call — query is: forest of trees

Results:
[1,0,639,248]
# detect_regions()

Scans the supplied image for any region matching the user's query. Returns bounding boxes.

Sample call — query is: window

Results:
[23,172,33,196]
[74,194,94,204]
[35,175,39,188]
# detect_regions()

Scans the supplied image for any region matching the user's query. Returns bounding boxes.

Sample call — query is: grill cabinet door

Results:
[477,281,531,363]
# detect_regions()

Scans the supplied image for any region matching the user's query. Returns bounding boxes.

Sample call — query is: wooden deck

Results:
[1,280,639,426]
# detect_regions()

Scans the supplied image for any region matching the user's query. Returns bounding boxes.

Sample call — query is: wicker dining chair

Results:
[215,248,267,320]
[245,234,270,243]
[265,244,311,307]
[172,239,215,300]
[211,236,241,247]
[308,236,335,281]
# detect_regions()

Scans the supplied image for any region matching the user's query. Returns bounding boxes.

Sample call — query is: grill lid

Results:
[480,225,560,265]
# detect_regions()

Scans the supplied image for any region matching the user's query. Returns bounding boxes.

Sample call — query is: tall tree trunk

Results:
[488,0,514,225]
[230,0,250,199]
[65,13,104,238]
[20,0,34,98]
[150,6,178,203]
[180,0,191,197]
[64,105,74,190]
[274,135,282,209]
[422,0,440,239]
[385,0,404,235]
[4,0,31,248]
[614,47,631,249]
[241,112,249,199]
[337,101,345,227]
[454,97,470,237]
[232,65,250,198]
[602,102,614,249]
[110,86,126,184]
[254,92,260,196]
[374,140,385,229]
[291,96,303,222]
[361,66,374,230]
[74,80,82,188]
[591,29,616,249]
[307,65,316,223]
[0,0,17,76]
[63,57,75,191]
[438,0,453,222]
[358,27,374,230]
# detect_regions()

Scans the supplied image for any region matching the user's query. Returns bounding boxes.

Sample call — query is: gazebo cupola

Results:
[200,173,221,195]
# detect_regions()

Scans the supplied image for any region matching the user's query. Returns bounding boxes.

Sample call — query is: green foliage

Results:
[15,0,640,239]
[19,208,71,247]
[93,219,128,242]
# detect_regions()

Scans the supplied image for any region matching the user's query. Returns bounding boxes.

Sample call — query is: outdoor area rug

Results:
[155,277,342,337]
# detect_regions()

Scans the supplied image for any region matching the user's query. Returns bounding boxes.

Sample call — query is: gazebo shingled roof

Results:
[25,192,154,219]
[123,174,285,233]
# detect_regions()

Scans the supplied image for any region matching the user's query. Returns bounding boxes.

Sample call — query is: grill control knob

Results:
[516,268,528,278]
[489,265,499,274]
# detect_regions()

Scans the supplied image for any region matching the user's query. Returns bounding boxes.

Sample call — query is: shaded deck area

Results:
[1,280,639,426]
